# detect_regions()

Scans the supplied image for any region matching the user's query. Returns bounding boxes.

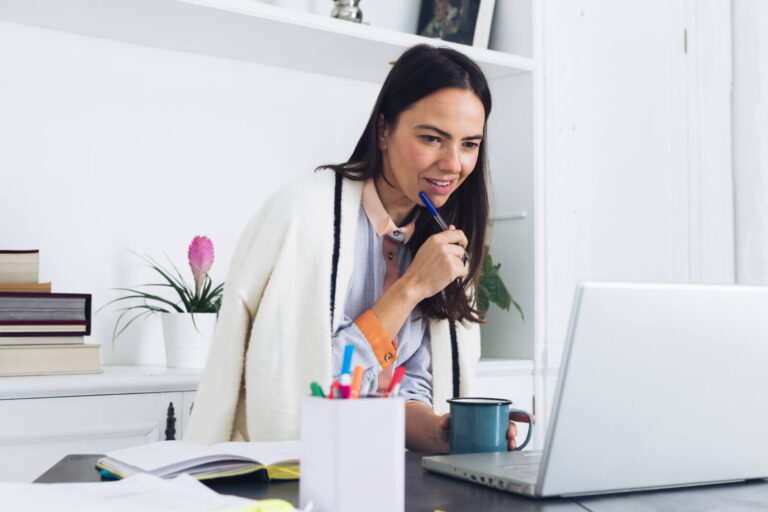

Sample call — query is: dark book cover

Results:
[0,293,91,336]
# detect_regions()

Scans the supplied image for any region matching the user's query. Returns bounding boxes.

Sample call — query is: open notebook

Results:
[96,440,300,481]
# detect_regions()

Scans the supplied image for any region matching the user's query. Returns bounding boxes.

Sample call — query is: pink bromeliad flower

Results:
[188,236,215,299]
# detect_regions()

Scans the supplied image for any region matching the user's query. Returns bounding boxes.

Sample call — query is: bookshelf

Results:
[0,0,538,396]
[0,0,533,83]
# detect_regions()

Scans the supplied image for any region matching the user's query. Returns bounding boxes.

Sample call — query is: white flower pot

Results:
[161,313,217,369]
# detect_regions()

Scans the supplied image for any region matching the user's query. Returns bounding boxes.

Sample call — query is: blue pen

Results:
[418,191,469,264]
[340,344,355,399]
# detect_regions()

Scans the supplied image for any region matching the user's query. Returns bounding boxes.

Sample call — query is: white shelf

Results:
[477,358,534,378]
[0,365,201,400]
[0,0,533,83]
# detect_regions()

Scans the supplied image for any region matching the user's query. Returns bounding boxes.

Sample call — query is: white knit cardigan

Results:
[185,171,481,444]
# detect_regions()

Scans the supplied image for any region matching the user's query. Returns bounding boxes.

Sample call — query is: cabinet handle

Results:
[165,402,177,441]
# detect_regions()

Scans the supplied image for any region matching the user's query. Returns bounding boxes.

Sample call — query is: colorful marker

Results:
[310,381,325,398]
[384,366,407,398]
[340,344,355,399]
[350,365,364,399]
[328,380,341,399]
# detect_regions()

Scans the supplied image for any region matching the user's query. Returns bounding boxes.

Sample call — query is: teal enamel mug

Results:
[447,397,533,454]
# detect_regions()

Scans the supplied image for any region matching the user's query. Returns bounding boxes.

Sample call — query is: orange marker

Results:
[350,366,364,399]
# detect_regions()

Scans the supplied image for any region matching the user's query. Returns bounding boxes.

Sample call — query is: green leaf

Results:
[102,249,225,342]
[113,288,184,313]
[144,256,193,311]
[476,248,523,321]
[111,308,156,344]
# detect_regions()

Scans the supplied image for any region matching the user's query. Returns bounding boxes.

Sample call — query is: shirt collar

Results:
[361,178,418,243]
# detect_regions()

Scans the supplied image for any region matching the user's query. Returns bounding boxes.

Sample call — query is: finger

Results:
[508,423,518,439]
[508,439,517,451]
[509,412,533,423]
[447,253,469,280]
[434,228,468,248]
[439,413,450,430]
[445,243,468,261]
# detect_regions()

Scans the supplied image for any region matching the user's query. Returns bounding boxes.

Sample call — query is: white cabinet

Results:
[0,366,200,482]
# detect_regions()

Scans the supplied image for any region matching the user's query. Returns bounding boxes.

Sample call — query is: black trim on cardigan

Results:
[330,172,343,335]
[449,320,460,398]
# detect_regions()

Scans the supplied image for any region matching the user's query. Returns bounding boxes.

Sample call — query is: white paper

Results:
[0,473,275,512]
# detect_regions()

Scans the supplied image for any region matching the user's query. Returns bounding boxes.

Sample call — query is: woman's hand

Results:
[409,410,536,453]
[507,412,536,451]
[403,226,468,300]
[405,405,450,454]
[369,226,467,343]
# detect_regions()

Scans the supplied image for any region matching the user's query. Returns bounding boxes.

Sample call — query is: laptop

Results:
[423,281,768,497]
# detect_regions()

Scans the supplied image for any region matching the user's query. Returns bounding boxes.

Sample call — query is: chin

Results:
[431,196,449,208]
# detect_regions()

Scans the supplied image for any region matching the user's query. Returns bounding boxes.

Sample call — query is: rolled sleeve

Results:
[332,311,388,396]
[353,309,397,369]
[397,326,433,408]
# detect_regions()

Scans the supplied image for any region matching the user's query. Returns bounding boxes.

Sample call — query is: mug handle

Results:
[508,409,534,451]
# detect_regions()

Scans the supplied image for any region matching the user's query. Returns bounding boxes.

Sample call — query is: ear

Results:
[377,114,390,150]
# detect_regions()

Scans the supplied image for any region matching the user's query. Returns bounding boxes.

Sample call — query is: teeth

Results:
[428,179,451,186]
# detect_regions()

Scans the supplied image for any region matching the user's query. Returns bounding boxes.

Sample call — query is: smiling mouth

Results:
[426,178,455,187]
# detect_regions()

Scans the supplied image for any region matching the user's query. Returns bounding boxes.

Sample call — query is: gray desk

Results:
[35,454,768,511]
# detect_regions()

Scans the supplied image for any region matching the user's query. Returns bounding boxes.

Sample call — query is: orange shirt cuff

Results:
[405,401,430,408]
[354,309,397,369]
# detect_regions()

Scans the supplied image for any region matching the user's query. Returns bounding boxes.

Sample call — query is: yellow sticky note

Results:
[221,499,296,512]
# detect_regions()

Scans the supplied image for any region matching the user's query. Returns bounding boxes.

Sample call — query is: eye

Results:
[420,135,442,144]
[463,141,480,150]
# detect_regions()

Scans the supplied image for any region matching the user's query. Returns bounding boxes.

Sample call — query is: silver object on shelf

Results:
[331,0,362,23]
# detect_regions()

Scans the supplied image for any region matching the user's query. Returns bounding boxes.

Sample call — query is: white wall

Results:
[542,0,734,360]
[544,0,688,354]
[733,0,768,284]
[0,21,379,364]
[534,0,734,444]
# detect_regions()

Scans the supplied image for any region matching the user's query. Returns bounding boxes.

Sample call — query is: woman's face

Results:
[377,87,485,218]
[434,0,450,21]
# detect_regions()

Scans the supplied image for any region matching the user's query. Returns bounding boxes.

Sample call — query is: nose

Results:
[438,143,461,174]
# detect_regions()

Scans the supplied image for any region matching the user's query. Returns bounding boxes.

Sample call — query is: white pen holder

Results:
[300,396,405,512]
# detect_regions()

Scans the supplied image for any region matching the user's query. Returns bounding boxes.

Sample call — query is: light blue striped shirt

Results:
[331,204,432,407]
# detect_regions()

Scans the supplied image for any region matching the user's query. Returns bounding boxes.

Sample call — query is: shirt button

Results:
[387,252,393,260]
[385,354,393,362]
[393,230,401,237]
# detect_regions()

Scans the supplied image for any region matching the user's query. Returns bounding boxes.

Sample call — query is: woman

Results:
[186,44,527,453]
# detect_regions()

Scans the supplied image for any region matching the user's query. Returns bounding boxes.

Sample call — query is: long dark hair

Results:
[319,44,491,324]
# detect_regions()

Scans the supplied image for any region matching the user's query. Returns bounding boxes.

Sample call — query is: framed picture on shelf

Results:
[417,0,496,48]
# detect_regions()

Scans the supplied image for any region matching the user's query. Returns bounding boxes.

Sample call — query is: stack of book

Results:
[0,250,100,377]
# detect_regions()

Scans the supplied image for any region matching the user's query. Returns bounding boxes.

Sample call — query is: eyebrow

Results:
[416,124,483,141]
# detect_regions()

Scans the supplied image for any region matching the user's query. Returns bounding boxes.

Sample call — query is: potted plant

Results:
[478,245,523,321]
[104,236,224,368]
